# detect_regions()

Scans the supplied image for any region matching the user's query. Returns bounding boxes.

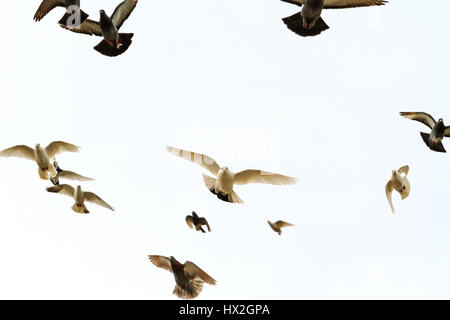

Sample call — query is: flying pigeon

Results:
[148,255,216,299]
[34,0,89,27]
[385,165,410,214]
[166,146,297,204]
[185,212,211,233]
[60,0,138,57]
[281,0,388,37]
[400,112,450,153]
[50,159,94,185]
[0,141,80,180]
[267,219,295,235]
[46,184,114,214]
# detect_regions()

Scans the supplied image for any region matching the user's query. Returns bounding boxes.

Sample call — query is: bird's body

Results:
[186,212,211,233]
[400,112,450,153]
[61,0,138,57]
[385,165,410,214]
[167,146,297,204]
[148,255,216,299]
[0,141,80,180]
[46,184,114,214]
[267,220,295,235]
[34,0,88,27]
[281,0,387,37]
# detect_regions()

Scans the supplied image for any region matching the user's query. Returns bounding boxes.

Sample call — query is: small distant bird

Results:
[167,146,297,204]
[400,112,450,153]
[34,0,89,27]
[281,0,388,37]
[0,141,80,180]
[185,212,211,233]
[46,184,114,214]
[385,165,410,214]
[61,0,138,57]
[50,159,94,185]
[267,219,294,235]
[148,255,216,299]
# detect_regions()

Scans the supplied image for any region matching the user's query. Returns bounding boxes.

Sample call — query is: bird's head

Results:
[220,167,229,173]
[99,9,108,20]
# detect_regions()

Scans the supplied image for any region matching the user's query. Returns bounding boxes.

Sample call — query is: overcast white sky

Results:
[0,0,450,299]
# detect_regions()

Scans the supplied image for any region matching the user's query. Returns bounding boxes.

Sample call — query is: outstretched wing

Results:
[148,255,173,273]
[444,127,450,137]
[385,180,394,214]
[112,0,138,30]
[234,170,297,186]
[167,146,221,176]
[280,0,304,6]
[45,141,80,159]
[46,184,75,198]
[185,215,194,229]
[58,170,94,182]
[397,165,409,176]
[199,218,211,232]
[34,0,65,21]
[184,261,217,285]
[323,0,388,9]
[84,192,114,211]
[400,112,436,130]
[0,145,35,160]
[60,19,103,36]
[275,220,295,229]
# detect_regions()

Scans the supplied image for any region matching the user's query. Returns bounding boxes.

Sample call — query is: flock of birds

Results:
[3,0,446,300]
[32,0,390,57]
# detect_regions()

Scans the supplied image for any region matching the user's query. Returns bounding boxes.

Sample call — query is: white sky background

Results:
[0,0,450,299]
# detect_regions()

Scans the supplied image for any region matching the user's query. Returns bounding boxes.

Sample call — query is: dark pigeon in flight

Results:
[280,0,388,37]
[34,0,88,27]
[400,112,450,153]
[185,212,211,233]
[148,255,217,299]
[61,0,138,57]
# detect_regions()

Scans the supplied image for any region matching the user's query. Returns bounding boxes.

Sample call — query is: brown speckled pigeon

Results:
[281,0,388,37]
[400,112,450,153]
[148,255,216,299]
[60,0,138,57]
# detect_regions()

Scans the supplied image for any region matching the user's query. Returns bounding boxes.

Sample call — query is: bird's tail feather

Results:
[38,167,49,180]
[94,33,134,57]
[173,280,203,300]
[71,203,89,214]
[420,132,446,153]
[282,12,329,37]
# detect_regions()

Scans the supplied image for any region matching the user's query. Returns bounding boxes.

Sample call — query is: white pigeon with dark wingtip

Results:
[46,184,114,214]
[34,0,89,27]
[281,0,388,37]
[400,112,450,153]
[167,146,297,204]
[0,141,80,180]
[385,165,410,214]
[60,0,138,57]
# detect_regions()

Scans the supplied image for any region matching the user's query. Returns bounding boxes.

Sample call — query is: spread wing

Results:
[45,141,80,159]
[58,170,94,182]
[46,184,75,198]
[234,170,297,186]
[199,218,211,232]
[385,180,394,214]
[166,146,221,176]
[185,215,194,229]
[0,145,36,160]
[83,192,114,211]
[275,220,295,229]
[148,255,173,273]
[184,261,217,285]
[397,165,409,176]
[280,0,304,6]
[400,112,436,130]
[60,19,103,36]
[444,127,450,137]
[111,0,138,30]
[34,0,65,21]
[323,0,388,9]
